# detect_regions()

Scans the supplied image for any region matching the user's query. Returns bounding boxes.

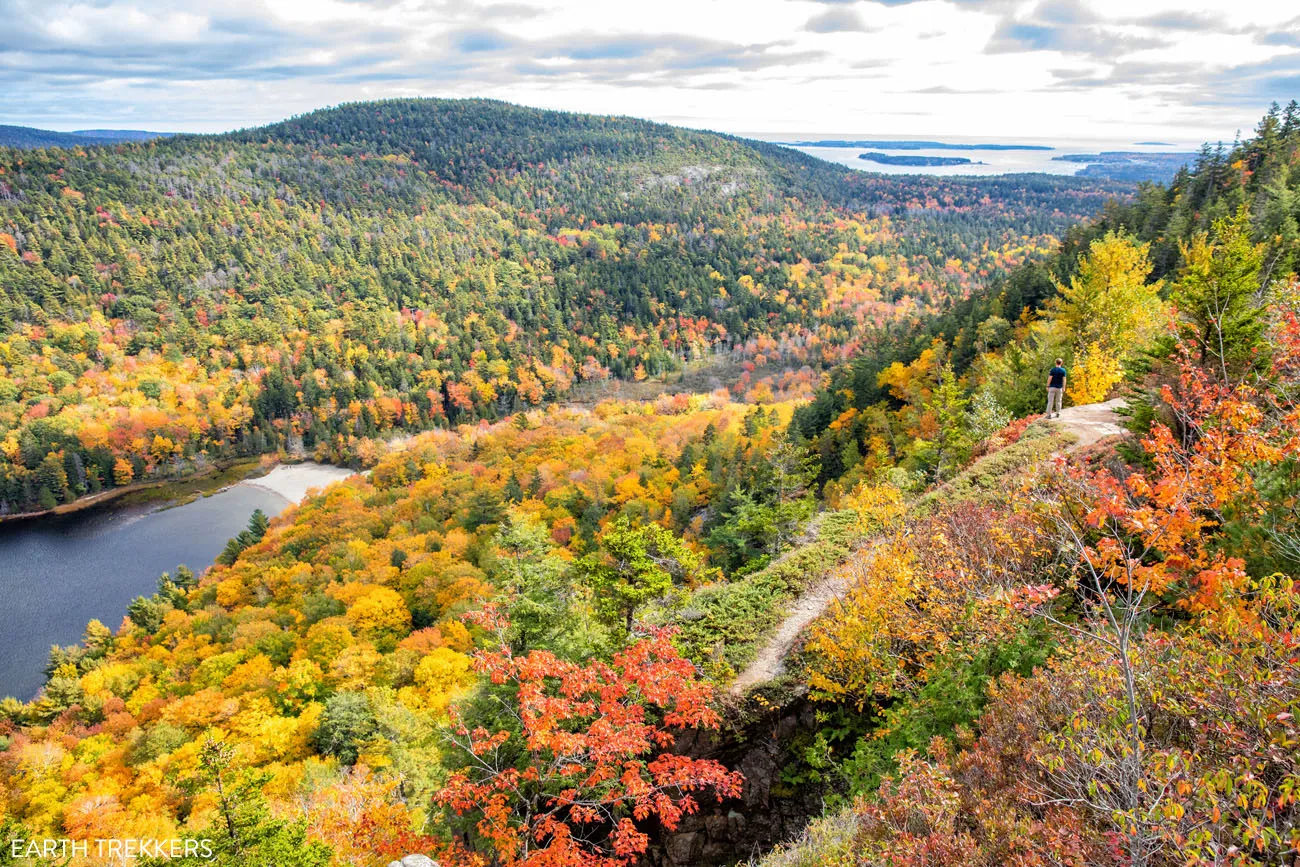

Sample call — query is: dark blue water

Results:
[0,485,290,700]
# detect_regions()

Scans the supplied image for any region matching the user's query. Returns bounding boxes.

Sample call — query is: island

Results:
[795,139,1052,151]
[1053,151,1196,182]
[858,151,980,167]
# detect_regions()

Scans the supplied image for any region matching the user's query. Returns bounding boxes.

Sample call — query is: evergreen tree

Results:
[1173,208,1268,381]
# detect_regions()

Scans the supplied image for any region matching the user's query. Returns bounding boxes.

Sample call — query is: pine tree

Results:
[1173,208,1268,381]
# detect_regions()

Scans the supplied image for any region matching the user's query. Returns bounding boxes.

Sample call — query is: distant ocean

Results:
[756,132,1206,178]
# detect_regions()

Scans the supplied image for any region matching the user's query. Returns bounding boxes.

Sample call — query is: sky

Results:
[0,0,1297,142]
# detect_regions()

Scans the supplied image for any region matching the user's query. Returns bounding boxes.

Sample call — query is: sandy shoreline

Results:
[239,462,357,505]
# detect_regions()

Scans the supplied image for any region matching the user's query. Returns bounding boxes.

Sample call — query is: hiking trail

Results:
[1046,397,1126,447]
[728,399,1126,695]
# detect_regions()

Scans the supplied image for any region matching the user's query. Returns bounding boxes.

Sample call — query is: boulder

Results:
[703,812,729,840]
[727,808,747,839]
[386,856,439,867]
[665,831,704,865]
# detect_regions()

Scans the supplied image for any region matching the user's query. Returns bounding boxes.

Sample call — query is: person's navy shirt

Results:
[1049,366,1067,389]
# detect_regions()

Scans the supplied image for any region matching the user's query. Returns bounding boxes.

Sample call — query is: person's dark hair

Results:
[1054,358,1063,366]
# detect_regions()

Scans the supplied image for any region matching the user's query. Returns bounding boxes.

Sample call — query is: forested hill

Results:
[0,98,1124,515]
[0,126,169,150]
[234,99,1108,220]
[1061,98,1300,277]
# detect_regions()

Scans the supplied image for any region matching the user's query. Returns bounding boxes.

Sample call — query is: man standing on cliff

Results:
[1046,358,1067,419]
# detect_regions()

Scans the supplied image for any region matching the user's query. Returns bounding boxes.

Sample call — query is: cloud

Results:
[0,1,414,85]
[914,84,995,94]
[986,1,1169,60]
[1047,60,1194,91]
[1,0,1294,142]
[1043,49,1300,118]
[1258,17,1300,48]
[868,0,1018,6]
[0,1,830,106]
[804,7,873,32]
[1132,11,1226,32]
[520,34,827,80]
[1199,53,1300,107]
[478,3,546,17]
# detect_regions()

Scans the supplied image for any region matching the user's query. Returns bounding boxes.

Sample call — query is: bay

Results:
[756,132,1204,177]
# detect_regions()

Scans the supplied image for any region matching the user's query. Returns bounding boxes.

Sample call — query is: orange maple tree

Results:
[1040,305,1299,626]
[842,297,1300,867]
[1008,302,1300,865]
[436,606,743,867]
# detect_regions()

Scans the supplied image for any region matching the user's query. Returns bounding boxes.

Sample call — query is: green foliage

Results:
[463,489,506,532]
[247,508,270,539]
[978,326,1070,416]
[125,595,166,634]
[152,739,332,867]
[312,692,379,766]
[579,516,704,632]
[838,622,1055,798]
[131,722,192,765]
[1219,455,1300,575]
[216,508,271,566]
[488,510,603,656]
[909,363,972,480]
[709,489,815,573]
[966,388,1013,443]
[709,428,819,571]
[299,590,345,625]
[674,511,860,679]
[1172,208,1269,379]
[672,573,789,679]
[0,816,32,867]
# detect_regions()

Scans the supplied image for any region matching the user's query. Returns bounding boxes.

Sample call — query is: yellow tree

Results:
[112,457,135,485]
[1050,232,1165,401]
[807,502,1048,709]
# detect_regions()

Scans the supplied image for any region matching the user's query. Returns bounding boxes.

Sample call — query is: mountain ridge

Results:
[0,124,170,149]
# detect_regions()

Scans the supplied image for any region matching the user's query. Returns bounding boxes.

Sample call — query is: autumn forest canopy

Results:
[1,97,1300,867]
[0,98,1124,515]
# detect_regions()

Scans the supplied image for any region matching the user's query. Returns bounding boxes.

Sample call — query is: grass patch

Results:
[747,809,859,867]
[674,572,791,680]
[115,458,266,510]
[917,421,1074,510]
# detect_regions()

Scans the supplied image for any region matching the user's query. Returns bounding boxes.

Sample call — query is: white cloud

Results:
[0,0,1295,141]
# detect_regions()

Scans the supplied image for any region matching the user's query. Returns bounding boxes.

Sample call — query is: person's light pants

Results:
[1046,387,1063,416]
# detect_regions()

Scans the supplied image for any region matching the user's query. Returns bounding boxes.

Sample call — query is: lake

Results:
[0,463,355,701]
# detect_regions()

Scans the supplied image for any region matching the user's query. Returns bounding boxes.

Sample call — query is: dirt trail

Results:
[728,400,1126,695]
[728,569,853,695]
[1047,397,1126,447]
